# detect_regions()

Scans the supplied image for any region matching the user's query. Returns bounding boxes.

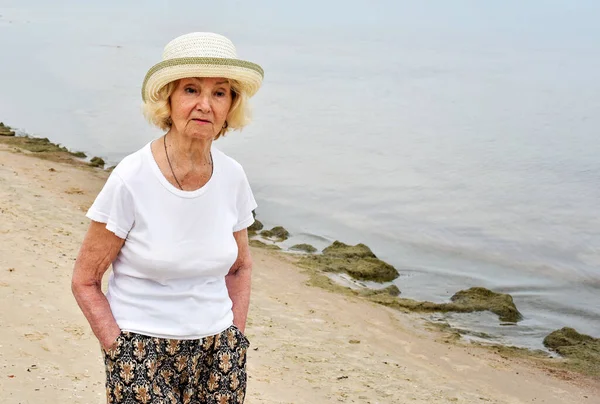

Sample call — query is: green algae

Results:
[298,255,399,282]
[289,243,318,253]
[302,267,401,299]
[543,327,600,377]
[358,284,400,297]
[426,322,462,343]
[261,226,290,241]
[322,240,377,259]
[366,294,450,313]
[249,239,282,250]
[450,287,523,323]
[248,218,264,235]
[89,156,106,168]
[491,344,549,359]
[305,269,355,296]
[0,122,15,136]
[11,136,70,153]
[363,287,522,323]
[0,129,92,166]
[544,327,597,349]
[71,151,87,158]
[297,240,399,282]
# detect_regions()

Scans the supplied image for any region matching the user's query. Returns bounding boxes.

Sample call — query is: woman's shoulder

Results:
[110,142,152,182]
[212,147,246,175]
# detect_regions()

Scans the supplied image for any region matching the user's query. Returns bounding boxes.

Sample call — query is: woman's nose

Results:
[196,95,211,113]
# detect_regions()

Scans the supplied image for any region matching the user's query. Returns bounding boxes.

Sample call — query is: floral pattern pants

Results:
[103,325,249,404]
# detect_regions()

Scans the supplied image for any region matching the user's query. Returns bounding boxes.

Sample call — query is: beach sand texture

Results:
[0,144,598,403]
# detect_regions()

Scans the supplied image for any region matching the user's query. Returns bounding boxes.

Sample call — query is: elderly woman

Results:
[71,32,263,403]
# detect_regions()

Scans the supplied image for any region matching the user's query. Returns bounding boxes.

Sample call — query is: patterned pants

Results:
[103,325,249,404]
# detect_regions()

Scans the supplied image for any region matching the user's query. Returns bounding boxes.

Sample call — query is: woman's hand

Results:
[100,326,122,351]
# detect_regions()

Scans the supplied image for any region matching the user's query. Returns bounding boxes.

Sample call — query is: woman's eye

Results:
[215,90,227,97]
[184,87,196,94]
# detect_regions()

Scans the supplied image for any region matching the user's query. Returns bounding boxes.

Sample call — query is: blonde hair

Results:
[142,79,251,140]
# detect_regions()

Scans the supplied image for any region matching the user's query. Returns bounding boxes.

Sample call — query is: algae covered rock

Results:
[359,284,400,297]
[0,131,94,164]
[89,156,105,168]
[366,294,448,313]
[544,327,596,349]
[24,137,65,152]
[450,287,523,323]
[299,255,398,282]
[0,122,15,136]
[380,284,401,296]
[249,239,281,250]
[261,226,289,241]
[544,327,600,360]
[4,134,85,155]
[375,285,400,296]
[248,219,264,234]
[543,327,600,376]
[344,257,398,282]
[365,287,522,323]
[298,240,399,282]
[323,241,376,259]
[290,243,317,253]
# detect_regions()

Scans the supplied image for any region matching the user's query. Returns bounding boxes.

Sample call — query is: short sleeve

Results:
[233,169,258,232]
[86,171,135,239]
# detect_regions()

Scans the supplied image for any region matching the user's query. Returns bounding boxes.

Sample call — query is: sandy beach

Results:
[0,142,598,404]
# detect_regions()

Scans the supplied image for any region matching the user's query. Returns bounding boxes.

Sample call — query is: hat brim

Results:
[142,57,264,102]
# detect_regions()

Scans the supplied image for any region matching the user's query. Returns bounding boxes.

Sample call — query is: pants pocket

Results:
[103,330,126,360]
[231,325,250,348]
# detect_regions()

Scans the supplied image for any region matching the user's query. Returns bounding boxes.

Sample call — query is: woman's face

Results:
[169,77,233,140]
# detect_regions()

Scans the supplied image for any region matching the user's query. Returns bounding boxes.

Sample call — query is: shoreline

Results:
[1,123,598,402]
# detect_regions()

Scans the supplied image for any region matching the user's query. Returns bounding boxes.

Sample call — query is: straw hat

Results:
[142,32,264,103]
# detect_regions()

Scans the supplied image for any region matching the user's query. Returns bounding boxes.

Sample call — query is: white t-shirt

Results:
[86,141,257,339]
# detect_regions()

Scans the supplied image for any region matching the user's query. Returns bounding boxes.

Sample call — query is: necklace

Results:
[164,132,213,191]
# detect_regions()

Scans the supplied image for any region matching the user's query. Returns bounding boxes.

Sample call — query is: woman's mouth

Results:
[192,119,211,125]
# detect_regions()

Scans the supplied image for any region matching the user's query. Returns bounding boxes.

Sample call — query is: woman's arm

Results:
[71,221,125,350]
[226,229,253,333]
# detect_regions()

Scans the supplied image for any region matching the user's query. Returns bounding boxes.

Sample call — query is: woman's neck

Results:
[166,129,213,169]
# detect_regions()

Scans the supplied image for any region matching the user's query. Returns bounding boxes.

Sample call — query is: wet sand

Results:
[0,142,598,403]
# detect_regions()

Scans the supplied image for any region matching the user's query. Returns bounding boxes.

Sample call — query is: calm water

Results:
[1,1,599,348]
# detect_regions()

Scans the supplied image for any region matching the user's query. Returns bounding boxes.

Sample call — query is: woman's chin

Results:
[183,129,216,141]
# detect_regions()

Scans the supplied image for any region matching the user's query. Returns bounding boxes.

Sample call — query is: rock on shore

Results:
[260,226,290,241]
[248,219,264,235]
[544,327,600,376]
[367,287,522,323]
[450,287,523,323]
[290,243,318,253]
[0,122,15,136]
[249,239,281,250]
[298,240,399,282]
